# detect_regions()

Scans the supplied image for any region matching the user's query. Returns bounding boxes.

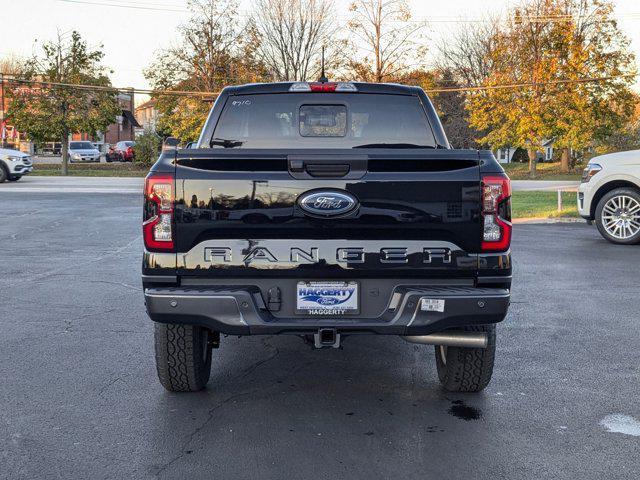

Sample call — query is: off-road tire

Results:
[435,324,496,392]
[154,323,213,392]
[0,164,8,183]
[595,188,640,245]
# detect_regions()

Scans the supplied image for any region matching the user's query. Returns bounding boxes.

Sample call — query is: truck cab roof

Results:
[198,81,451,150]
[223,81,423,96]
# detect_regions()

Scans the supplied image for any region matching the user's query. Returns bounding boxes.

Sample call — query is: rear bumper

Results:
[145,285,510,336]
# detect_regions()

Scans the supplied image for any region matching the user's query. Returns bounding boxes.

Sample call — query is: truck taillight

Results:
[481,175,512,252]
[289,82,358,92]
[143,173,174,251]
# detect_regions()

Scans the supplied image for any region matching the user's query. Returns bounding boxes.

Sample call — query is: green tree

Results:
[145,0,269,142]
[436,17,500,147]
[8,31,119,175]
[135,129,162,166]
[467,0,570,178]
[596,96,640,154]
[466,0,636,178]
[401,68,482,149]
[552,0,636,171]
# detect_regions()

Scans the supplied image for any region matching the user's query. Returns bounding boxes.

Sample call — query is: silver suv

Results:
[0,147,33,182]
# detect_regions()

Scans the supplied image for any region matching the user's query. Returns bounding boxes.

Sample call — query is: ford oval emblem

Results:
[298,190,359,217]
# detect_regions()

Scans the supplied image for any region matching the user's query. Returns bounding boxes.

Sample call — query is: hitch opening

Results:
[314,328,340,348]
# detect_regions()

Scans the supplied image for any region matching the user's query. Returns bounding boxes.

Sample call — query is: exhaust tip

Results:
[402,332,488,349]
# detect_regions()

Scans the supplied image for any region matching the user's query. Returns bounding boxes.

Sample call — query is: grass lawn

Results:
[32,162,149,177]
[503,161,583,181]
[511,191,579,219]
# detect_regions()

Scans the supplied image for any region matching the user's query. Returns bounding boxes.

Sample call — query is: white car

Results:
[0,147,33,183]
[578,149,640,244]
[68,141,101,163]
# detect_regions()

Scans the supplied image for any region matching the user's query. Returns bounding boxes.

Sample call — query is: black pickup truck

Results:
[142,81,512,393]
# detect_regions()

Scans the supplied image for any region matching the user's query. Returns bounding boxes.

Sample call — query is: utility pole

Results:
[129,87,135,140]
[1,73,5,148]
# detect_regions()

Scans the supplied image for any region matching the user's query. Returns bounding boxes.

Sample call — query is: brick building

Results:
[71,92,140,146]
[1,77,140,152]
[135,98,159,133]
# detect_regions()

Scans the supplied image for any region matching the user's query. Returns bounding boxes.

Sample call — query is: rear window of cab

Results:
[210,93,436,149]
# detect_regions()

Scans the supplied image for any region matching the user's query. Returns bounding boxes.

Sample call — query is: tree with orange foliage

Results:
[467,0,636,178]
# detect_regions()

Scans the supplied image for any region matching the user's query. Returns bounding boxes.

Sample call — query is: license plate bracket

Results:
[295,281,359,315]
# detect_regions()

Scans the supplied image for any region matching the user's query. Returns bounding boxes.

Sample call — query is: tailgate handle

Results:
[305,163,350,177]
[288,155,368,180]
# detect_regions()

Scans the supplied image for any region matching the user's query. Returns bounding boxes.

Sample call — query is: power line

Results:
[2,73,637,98]
[1,75,218,97]
[57,0,187,13]
[423,73,639,94]
[359,15,640,25]
[54,0,640,24]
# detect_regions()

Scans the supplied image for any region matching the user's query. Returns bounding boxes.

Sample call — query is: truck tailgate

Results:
[173,149,481,278]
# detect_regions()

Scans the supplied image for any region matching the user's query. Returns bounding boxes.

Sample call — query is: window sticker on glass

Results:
[299,105,347,137]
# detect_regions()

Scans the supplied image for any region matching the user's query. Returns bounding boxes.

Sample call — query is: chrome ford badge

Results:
[298,190,358,217]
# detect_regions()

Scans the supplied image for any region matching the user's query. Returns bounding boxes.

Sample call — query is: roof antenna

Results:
[318,46,328,83]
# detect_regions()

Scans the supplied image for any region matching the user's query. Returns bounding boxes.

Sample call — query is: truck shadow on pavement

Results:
[146,334,491,477]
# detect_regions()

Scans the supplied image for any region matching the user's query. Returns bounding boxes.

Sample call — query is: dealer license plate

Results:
[296,281,359,315]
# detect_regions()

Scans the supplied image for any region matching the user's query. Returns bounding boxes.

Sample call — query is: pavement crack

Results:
[63,319,74,333]
[238,339,280,379]
[98,375,128,397]
[84,280,142,292]
[153,391,253,478]
[9,235,142,287]
[58,307,120,335]
[7,208,46,218]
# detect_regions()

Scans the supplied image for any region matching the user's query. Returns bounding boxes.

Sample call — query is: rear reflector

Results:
[143,173,174,251]
[481,175,512,252]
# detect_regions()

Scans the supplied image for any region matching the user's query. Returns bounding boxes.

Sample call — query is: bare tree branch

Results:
[251,0,337,81]
[346,0,427,82]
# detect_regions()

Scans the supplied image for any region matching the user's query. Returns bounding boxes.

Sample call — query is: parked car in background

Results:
[35,142,62,156]
[115,141,135,162]
[68,141,100,163]
[0,147,33,182]
[105,144,121,162]
[38,142,62,156]
[578,149,640,244]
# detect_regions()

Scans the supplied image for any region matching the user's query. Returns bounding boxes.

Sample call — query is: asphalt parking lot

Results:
[1,190,639,480]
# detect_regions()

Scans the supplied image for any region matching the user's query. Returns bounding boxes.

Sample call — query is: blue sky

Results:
[1,0,639,96]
